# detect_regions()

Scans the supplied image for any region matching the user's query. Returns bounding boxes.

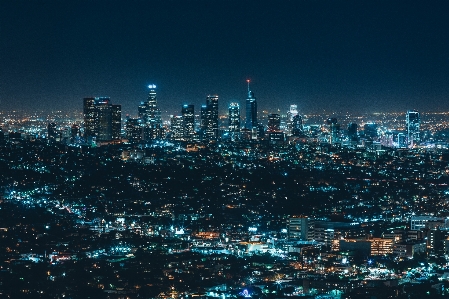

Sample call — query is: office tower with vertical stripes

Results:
[245,80,257,131]
[83,97,121,143]
[406,110,420,147]
[139,85,162,140]
[182,104,195,141]
[228,102,240,141]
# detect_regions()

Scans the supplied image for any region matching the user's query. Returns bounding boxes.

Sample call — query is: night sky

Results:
[1,0,449,116]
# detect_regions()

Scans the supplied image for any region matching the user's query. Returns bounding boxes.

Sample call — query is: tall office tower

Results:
[140,85,162,140]
[71,124,80,141]
[363,122,378,140]
[325,117,340,144]
[182,104,195,140]
[267,113,283,143]
[170,115,184,141]
[200,104,207,139]
[245,80,258,133]
[406,110,420,147]
[95,98,113,141]
[330,123,340,144]
[111,104,122,140]
[397,133,407,148]
[347,123,358,142]
[291,114,303,137]
[138,101,147,119]
[286,105,298,136]
[47,122,57,141]
[228,102,240,141]
[125,117,144,143]
[268,113,281,131]
[203,95,219,141]
[287,104,298,120]
[83,97,121,142]
[83,97,97,139]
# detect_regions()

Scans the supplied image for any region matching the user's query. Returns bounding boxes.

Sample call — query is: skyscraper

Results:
[125,117,144,143]
[397,132,407,148]
[138,101,147,119]
[170,115,184,141]
[288,105,298,120]
[71,124,80,143]
[83,97,121,142]
[245,80,257,132]
[200,95,219,141]
[286,105,298,136]
[200,104,207,138]
[205,95,219,140]
[330,123,340,144]
[95,98,113,141]
[267,113,281,132]
[326,118,340,144]
[363,122,378,140]
[83,97,97,139]
[139,85,162,140]
[228,102,240,141]
[111,104,122,140]
[347,122,358,142]
[182,104,195,140]
[406,110,420,147]
[267,113,284,143]
[291,114,303,137]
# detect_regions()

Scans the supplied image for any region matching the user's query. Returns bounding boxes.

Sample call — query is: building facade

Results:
[201,95,219,141]
[139,85,162,140]
[125,118,144,143]
[182,105,195,141]
[170,115,184,141]
[288,216,315,241]
[267,113,284,143]
[406,110,420,147]
[245,81,258,135]
[83,97,121,142]
[228,102,240,141]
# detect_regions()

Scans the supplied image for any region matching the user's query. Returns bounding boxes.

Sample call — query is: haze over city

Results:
[2,1,449,115]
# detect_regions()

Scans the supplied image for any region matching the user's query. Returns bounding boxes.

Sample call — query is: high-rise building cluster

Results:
[83,97,121,143]
[0,88,446,299]
[125,85,163,144]
[73,82,423,149]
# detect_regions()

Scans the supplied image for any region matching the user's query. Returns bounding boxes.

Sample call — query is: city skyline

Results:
[3,103,449,298]
[2,1,449,115]
[3,2,449,295]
